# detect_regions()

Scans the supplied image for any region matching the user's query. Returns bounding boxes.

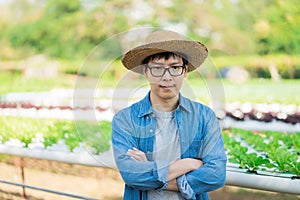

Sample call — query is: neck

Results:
[150,92,179,112]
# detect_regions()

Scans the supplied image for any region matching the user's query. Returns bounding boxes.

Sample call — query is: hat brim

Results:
[122,40,208,74]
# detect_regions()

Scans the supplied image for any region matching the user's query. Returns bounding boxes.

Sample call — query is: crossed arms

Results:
[112,108,227,197]
[127,147,203,191]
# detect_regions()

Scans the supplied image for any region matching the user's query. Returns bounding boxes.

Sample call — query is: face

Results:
[143,55,187,104]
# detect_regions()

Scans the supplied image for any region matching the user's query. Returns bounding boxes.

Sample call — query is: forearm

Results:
[165,158,203,192]
[185,159,227,194]
[114,147,169,190]
[116,158,170,190]
[125,148,204,192]
[166,159,203,199]
[167,158,203,181]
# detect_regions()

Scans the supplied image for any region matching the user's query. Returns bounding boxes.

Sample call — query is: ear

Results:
[183,66,188,78]
[143,66,148,78]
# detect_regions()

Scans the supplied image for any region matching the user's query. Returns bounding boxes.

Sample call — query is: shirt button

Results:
[149,129,153,133]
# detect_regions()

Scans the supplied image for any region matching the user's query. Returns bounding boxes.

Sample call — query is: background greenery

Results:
[1,0,300,58]
[0,0,299,104]
[0,0,300,79]
[1,70,299,104]
[0,2,299,199]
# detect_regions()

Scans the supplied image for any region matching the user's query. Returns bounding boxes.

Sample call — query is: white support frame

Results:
[1,144,299,195]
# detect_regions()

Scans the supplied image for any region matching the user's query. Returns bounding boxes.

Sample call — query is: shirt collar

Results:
[137,91,191,118]
[178,94,192,113]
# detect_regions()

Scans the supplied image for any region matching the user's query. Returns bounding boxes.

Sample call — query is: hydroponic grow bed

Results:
[0,116,299,194]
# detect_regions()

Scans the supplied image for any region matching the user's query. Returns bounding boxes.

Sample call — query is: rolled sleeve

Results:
[155,160,170,191]
[177,175,196,199]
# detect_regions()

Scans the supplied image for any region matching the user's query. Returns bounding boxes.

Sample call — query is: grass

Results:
[218,78,300,104]
[182,77,300,104]
[0,71,76,94]
[0,70,300,104]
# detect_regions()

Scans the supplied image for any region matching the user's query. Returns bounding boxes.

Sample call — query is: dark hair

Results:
[142,52,188,66]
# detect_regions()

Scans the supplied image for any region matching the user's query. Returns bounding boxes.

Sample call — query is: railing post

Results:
[20,157,27,199]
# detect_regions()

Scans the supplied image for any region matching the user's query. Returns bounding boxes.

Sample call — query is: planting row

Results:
[1,101,300,125]
[0,101,108,112]
[0,117,111,154]
[223,128,300,178]
[225,102,300,124]
[1,116,299,178]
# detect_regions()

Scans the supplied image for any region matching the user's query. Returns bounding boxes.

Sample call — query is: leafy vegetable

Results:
[0,116,112,153]
[240,153,269,172]
[223,128,300,175]
[267,148,298,173]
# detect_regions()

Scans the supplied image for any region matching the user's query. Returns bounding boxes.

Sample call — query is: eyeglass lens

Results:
[148,66,184,77]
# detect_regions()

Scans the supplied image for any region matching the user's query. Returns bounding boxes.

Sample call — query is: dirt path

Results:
[0,156,124,200]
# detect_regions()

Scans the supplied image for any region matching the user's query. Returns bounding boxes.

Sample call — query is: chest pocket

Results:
[188,139,203,159]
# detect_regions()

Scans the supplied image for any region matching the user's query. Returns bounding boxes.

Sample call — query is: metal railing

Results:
[1,145,300,196]
[0,180,99,200]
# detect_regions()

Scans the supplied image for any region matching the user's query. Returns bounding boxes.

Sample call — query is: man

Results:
[112,30,227,200]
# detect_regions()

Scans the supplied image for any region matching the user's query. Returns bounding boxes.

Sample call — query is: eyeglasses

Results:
[147,65,186,77]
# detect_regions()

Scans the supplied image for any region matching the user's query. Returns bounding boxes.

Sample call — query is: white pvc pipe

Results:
[1,144,299,195]
[0,145,116,168]
[223,117,300,133]
[226,169,300,195]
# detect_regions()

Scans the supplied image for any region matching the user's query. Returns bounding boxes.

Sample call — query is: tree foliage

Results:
[1,0,300,60]
[254,0,300,55]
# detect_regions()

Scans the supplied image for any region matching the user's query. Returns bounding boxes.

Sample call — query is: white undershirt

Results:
[147,110,184,200]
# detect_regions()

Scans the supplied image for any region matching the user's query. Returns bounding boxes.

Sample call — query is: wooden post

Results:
[20,157,27,200]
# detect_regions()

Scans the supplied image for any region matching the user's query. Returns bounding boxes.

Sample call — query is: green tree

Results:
[45,0,81,18]
[4,0,300,60]
[255,0,300,55]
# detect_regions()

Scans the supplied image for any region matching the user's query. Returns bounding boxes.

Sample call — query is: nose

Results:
[162,69,172,80]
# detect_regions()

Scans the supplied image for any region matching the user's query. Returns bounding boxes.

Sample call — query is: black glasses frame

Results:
[147,65,186,77]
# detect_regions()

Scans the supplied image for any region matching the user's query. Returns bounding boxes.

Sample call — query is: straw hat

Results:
[121,30,208,74]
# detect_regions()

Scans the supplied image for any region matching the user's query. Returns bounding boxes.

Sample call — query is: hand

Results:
[127,147,148,161]
[166,179,179,191]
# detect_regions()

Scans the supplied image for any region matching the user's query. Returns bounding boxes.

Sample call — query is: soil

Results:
[0,155,123,200]
[0,154,299,200]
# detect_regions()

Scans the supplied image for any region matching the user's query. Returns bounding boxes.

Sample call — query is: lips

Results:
[159,85,175,89]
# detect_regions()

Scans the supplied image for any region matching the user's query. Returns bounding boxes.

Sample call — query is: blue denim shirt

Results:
[112,92,227,200]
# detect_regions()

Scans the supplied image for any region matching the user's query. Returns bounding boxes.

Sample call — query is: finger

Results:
[132,147,144,153]
[127,149,142,160]
[127,149,135,157]
[128,153,144,161]
[127,149,147,161]
[132,148,147,161]
[132,155,143,161]
[128,148,148,161]
[132,148,146,155]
